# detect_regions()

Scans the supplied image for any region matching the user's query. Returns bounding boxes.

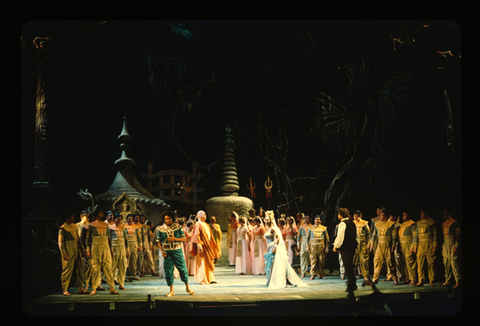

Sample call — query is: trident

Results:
[264,175,273,209]
[246,176,256,199]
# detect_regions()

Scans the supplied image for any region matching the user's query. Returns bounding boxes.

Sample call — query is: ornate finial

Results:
[115,116,135,166]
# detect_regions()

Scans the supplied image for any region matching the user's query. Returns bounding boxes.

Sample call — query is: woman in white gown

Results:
[264,210,307,289]
[235,214,252,275]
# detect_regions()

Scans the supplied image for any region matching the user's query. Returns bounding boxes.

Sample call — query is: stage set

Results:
[25,264,461,316]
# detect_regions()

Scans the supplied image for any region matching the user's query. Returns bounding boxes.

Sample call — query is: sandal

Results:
[62,290,71,296]
[440,282,450,287]
[110,290,121,295]
[78,289,90,295]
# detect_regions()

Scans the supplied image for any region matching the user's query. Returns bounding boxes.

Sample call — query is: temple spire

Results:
[220,125,240,195]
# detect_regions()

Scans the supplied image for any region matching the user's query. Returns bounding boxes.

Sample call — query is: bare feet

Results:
[78,289,90,295]
[186,287,195,295]
[62,290,71,296]
[110,290,121,295]
[119,285,126,290]
[90,289,97,296]
[166,291,175,297]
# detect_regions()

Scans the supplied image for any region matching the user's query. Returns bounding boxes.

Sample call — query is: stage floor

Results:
[25,265,462,316]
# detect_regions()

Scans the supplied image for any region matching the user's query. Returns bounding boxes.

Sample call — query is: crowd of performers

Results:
[57,205,461,297]
[223,206,461,291]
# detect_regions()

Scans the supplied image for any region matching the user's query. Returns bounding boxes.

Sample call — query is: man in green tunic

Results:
[156,211,195,297]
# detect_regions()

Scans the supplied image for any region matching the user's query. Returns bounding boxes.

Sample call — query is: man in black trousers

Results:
[334,208,359,297]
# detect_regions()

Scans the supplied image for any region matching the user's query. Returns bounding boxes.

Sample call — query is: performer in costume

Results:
[227,212,238,266]
[155,211,194,297]
[333,208,358,294]
[134,214,145,277]
[109,214,130,290]
[440,209,461,288]
[209,216,222,264]
[353,210,371,281]
[86,210,120,295]
[235,215,252,275]
[369,212,398,285]
[284,217,297,265]
[398,211,418,285]
[252,217,267,275]
[413,210,438,287]
[80,213,95,291]
[185,219,196,275]
[190,210,220,284]
[142,217,159,276]
[264,210,306,288]
[125,214,141,281]
[296,215,312,277]
[58,213,89,296]
[306,215,330,280]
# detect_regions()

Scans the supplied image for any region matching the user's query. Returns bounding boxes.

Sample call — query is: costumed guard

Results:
[58,213,89,296]
[440,209,461,288]
[306,216,330,280]
[353,210,371,281]
[370,212,398,285]
[414,210,438,287]
[398,212,418,285]
[109,214,130,290]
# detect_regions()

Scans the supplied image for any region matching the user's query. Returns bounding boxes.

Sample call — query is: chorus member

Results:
[235,216,252,275]
[76,210,89,237]
[185,220,196,275]
[297,215,312,277]
[353,210,371,281]
[190,210,220,284]
[133,214,144,277]
[284,217,297,265]
[142,218,159,276]
[109,214,129,290]
[413,210,438,287]
[333,208,358,294]
[156,211,194,297]
[390,214,405,283]
[125,214,140,280]
[209,216,222,264]
[440,209,461,288]
[58,213,88,296]
[370,212,398,285]
[86,210,119,295]
[334,221,346,280]
[252,217,267,275]
[80,214,95,291]
[306,215,329,279]
[398,211,418,285]
[227,212,238,266]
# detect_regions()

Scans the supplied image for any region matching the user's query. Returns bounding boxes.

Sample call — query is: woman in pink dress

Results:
[184,220,196,276]
[235,216,252,275]
[252,217,267,275]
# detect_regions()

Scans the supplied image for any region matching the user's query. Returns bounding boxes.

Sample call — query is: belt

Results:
[399,235,412,243]
[92,236,109,245]
[112,238,125,246]
[443,235,455,242]
[286,235,294,240]
[127,235,137,242]
[378,236,391,243]
[65,240,78,248]
[419,234,432,242]
[255,235,263,240]
[309,239,324,245]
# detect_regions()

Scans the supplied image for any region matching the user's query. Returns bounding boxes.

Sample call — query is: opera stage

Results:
[23,265,462,316]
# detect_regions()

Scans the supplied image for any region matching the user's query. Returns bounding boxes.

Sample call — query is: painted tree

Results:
[315,58,417,227]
